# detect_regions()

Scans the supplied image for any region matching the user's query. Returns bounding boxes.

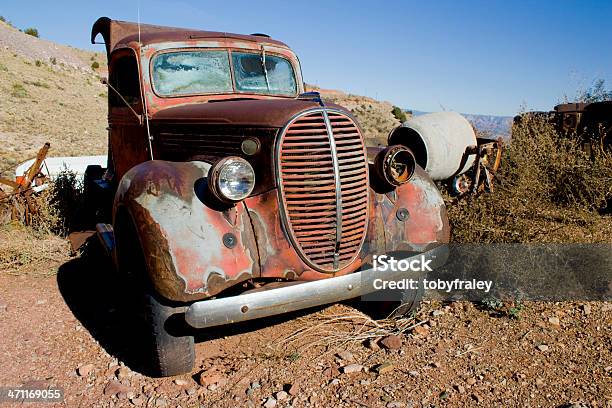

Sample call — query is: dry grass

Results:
[0,223,70,276]
[278,304,428,357]
[446,114,612,243]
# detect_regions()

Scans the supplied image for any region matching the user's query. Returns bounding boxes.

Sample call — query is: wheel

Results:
[356,284,424,320]
[115,213,195,377]
[387,282,425,318]
[142,289,195,377]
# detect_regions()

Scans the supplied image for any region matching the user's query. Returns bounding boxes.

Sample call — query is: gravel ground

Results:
[0,249,610,408]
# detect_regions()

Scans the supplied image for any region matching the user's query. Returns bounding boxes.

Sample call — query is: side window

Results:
[109,53,141,109]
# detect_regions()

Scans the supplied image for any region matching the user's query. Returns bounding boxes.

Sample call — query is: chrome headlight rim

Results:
[374,145,416,187]
[208,156,256,203]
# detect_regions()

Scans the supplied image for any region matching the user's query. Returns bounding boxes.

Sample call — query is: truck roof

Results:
[91,17,290,56]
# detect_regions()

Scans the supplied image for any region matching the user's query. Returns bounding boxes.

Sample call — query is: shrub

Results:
[11,83,28,98]
[391,106,407,123]
[577,79,612,103]
[0,16,13,27]
[91,61,100,70]
[23,27,39,37]
[35,60,42,67]
[446,114,612,243]
[49,57,56,65]
[24,80,50,88]
[46,170,84,235]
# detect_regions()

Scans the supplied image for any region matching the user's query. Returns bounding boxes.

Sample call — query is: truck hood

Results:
[150,98,349,128]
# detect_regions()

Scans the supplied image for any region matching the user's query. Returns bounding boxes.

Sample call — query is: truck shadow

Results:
[56,241,331,376]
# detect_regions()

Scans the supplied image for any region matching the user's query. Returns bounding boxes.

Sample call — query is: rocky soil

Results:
[0,247,610,408]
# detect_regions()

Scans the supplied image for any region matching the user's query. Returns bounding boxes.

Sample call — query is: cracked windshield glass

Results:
[152,50,296,96]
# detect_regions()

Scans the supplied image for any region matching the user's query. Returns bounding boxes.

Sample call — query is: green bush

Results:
[47,170,84,235]
[0,16,13,27]
[91,61,100,70]
[23,27,39,37]
[577,79,612,103]
[391,106,407,123]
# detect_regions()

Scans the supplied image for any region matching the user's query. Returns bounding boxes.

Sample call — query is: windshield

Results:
[232,51,296,95]
[151,49,297,97]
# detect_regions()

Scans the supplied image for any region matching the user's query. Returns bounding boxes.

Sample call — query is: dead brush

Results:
[277,305,425,356]
[0,223,69,276]
[447,114,612,243]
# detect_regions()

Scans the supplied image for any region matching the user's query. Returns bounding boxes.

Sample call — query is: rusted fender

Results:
[381,166,450,251]
[114,160,260,302]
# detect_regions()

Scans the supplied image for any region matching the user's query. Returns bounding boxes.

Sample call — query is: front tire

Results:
[143,289,195,377]
[115,211,195,377]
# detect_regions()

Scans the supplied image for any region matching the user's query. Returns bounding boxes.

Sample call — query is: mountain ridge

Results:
[409,109,512,139]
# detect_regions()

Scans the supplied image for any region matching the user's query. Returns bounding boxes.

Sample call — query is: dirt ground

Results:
[0,245,610,408]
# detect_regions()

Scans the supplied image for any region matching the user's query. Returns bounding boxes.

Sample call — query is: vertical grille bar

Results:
[322,110,343,269]
[277,109,369,273]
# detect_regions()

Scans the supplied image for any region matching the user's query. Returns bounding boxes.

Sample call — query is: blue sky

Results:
[2,0,611,116]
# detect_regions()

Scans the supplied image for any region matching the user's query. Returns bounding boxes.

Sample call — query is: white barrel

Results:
[389,112,477,180]
[15,155,107,181]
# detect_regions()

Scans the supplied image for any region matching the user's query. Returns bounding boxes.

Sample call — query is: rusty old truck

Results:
[87,17,467,377]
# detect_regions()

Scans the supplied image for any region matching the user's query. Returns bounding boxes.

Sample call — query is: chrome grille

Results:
[277,109,369,272]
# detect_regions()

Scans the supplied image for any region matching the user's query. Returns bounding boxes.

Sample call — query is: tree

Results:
[23,27,39,37]
[577,79,612,103]
[391,106,407,123]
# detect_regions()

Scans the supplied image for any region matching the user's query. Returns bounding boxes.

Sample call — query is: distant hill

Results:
[461,113,512,139]
[306,85,401,144]
[409,110,512,140]
[0,20,107,175]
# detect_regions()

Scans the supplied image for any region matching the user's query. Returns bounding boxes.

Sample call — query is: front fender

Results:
[113,160,260,302]
[381,166,450,251]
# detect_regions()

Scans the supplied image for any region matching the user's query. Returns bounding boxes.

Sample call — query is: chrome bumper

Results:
[185,245,448,329]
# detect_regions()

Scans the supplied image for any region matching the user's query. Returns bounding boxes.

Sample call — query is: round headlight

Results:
[209,157,255,202]
[374,145,416,187]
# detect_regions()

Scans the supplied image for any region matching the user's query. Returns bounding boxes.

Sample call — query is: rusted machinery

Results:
[0,143,50,225]
[552,101,612,154]
[388,112,504,197]
[515,100,612,155]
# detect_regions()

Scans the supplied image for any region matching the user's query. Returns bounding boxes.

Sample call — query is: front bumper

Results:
[184,245,448,329]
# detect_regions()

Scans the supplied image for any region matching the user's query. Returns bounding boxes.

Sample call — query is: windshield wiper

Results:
[260,45,270,92]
